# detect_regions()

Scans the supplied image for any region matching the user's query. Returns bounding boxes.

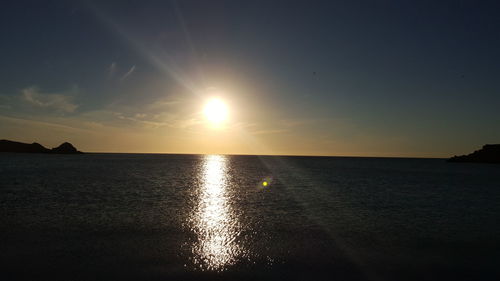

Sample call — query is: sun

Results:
[204,98,228,124]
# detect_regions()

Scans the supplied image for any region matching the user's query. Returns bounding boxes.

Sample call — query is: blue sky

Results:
[1,0,499,157]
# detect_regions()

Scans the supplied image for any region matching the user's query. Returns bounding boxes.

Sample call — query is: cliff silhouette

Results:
[0,140,83,154]
[448,144,500,163]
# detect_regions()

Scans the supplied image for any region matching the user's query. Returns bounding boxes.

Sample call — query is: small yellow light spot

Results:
[262,181,268,187]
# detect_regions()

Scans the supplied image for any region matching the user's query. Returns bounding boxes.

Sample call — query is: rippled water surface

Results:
[1,153,499,280]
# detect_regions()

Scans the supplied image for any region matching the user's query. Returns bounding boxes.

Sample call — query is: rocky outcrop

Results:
[448,144,500,163]
[51,142,81,154]
[0,140,83,154]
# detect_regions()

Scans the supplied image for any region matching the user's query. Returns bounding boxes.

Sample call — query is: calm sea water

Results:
[0,153,499,281]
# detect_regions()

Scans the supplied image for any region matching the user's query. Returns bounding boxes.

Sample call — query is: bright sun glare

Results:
[204,98,228,124]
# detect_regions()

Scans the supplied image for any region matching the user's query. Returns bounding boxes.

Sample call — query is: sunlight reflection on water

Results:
[190,155,245,271]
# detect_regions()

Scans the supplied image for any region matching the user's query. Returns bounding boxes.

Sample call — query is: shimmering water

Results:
[0,153,499,281]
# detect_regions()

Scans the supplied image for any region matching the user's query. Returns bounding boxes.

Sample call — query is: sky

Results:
[1,0,499,157]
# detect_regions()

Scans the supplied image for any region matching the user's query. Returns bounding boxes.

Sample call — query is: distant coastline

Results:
[0,139,82,154]
[448,144,500,164]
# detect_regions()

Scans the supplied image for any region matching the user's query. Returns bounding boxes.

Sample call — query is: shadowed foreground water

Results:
[0,153,499,280]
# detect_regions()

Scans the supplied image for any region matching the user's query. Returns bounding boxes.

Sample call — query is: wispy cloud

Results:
[280,118,316,127]
[251,129,289,135]
[113,110,202,130]
[120,65,136,81]
[148,98,182,109]
[108,62,117,78]
[0,115,91,134]
[21,87,78,113]
[98,96,195,129]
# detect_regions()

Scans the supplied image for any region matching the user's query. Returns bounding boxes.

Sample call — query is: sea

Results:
[0,153,499,281]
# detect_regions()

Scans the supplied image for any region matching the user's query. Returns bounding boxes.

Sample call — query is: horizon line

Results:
[78,151,448,160]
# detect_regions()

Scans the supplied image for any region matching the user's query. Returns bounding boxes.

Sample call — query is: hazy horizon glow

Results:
[1,1,499,157]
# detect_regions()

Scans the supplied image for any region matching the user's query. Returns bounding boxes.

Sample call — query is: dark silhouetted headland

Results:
[0,140,82,154]
[448,144,500,163]
[50,142,82,154]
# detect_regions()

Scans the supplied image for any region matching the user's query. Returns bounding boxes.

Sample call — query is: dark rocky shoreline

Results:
[448,144,500,163]
[0,139,82,154]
